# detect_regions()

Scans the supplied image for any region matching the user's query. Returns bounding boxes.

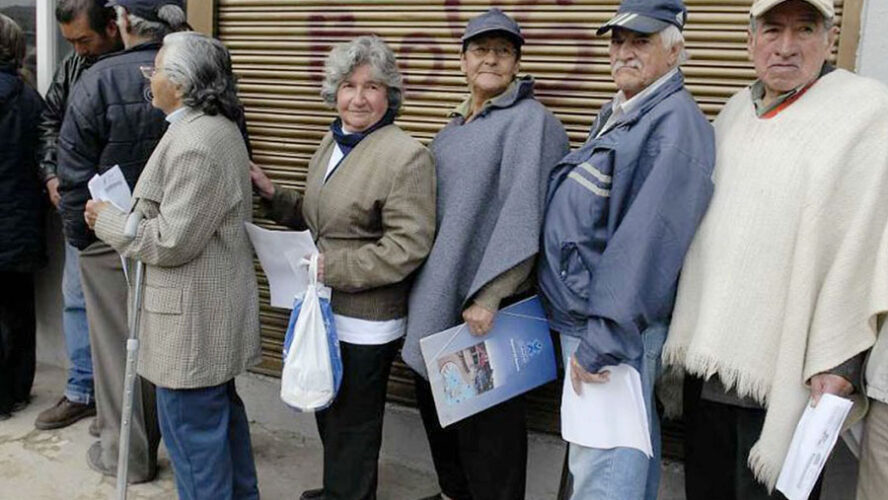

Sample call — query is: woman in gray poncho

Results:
[403,8,569,500]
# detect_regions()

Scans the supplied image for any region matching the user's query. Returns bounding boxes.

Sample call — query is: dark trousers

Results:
[156,379,259,500]
[0,272,35,414]
[414,373,528,500]
[315,338,401,500]
[683,376,823,500]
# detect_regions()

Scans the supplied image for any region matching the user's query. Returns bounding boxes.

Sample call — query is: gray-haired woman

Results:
[250,35,436,500]
[85,31,261,499]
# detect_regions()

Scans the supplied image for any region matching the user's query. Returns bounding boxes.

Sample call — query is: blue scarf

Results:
[329,108,396,159]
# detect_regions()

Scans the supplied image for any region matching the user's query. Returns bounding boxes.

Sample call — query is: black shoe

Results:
[12,398,29,412]
[300,488,324,500]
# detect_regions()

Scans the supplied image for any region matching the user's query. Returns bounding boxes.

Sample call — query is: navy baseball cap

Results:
[105,0,184,23]
[597,0,688,35]
[461,8,524,46]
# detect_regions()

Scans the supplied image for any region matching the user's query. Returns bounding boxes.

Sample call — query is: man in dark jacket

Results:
[537,1,715,498]
[57,0,186,483]
[0,14,45,421]
[34,0,122,433]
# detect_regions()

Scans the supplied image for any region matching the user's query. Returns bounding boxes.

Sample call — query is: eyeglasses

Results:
[139,65,157,79]
[467,45,516,59]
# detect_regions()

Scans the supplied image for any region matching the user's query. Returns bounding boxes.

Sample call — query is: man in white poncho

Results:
[662,0,888,498]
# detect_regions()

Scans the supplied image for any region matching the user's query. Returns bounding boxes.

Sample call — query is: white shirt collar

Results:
[596,68,679,139]
[165,106,189,124]
[616,67,679,115]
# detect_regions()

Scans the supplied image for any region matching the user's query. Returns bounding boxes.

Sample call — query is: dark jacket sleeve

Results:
[57,81,106,250]
[37,53,84,184]
[575,143,715,373]
[261,186,307,230]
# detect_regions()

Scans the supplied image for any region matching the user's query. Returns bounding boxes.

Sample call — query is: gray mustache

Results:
[613,60,642,71]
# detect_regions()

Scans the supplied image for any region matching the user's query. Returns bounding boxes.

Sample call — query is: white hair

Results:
[658,25,689,66]
[161,31,242,121]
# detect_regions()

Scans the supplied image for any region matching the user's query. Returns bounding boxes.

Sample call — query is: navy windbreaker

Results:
[538,71,715,373]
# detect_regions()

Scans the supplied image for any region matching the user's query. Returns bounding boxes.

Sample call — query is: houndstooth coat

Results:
[95,109,262,389]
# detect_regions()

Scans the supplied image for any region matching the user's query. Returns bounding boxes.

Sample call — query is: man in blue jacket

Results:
[537,1,715,498]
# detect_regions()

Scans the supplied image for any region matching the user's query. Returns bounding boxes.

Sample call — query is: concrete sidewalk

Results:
[0,364,435,500]
[0,364,857,499]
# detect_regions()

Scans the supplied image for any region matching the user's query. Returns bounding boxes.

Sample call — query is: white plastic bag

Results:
[279,254,341,411]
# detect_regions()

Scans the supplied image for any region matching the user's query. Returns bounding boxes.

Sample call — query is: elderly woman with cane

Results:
[250,35,436,500]
[84,31,261,499]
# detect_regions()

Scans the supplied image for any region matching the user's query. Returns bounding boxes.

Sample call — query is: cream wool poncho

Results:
[663,69,888,489]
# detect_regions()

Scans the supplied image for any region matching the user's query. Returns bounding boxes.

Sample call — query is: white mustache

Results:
[613,60,642,72]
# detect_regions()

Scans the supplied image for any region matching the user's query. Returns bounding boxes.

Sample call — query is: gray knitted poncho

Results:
[403,77,569,377]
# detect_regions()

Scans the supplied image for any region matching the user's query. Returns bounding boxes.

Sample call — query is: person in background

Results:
[57,0,187,483]
[402,8,569,500]
[86,31,262,500]
[0,13,45,422]
[34,0,122,435]
[250,35,436,500]
[662,0,888,498]
[537,1,714,498]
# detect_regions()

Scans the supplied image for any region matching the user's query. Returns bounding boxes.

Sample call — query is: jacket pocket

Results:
[143,285,182,315]
[559,242,591,300]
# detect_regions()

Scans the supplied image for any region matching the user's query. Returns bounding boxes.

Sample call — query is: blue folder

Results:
[420,296,557,427]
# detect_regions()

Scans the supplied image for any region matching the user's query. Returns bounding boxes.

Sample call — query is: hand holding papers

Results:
[420,296,556,427]
[87,165,132,212]
[776,394,853,500]
[560,361,653,457]
[245,223,318,309]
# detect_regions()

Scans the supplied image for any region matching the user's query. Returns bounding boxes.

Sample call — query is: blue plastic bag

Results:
[280,254,343,411]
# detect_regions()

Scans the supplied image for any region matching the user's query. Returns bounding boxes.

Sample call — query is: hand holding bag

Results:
[280,253,343,411]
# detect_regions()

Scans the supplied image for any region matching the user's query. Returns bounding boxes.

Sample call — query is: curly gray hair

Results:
[160,31,242,121]
[320,35,403,112]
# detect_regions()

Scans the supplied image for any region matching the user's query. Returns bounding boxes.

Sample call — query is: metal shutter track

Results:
[217,0,851,438]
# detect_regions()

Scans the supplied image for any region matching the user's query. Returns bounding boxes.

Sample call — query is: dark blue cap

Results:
[597,0,688,35]
[461,8,524,46]
[105,0,184,23]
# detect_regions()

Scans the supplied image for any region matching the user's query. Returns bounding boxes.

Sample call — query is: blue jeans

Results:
[560,325,666,500]
[156,380,259,500]
[63,242,93,404]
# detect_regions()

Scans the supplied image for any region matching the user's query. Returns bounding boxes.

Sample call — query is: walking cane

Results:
[116,213,144,500]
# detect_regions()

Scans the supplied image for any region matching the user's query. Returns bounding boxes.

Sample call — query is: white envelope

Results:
[87,165,132,212]
[776,394,853,500]
[244,223,317,309]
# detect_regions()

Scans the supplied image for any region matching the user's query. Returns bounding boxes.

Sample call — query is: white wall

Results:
[36,0,56,95]
[857,0,888,84]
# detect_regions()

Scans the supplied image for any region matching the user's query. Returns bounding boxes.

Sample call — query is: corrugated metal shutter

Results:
[215,0,858,440]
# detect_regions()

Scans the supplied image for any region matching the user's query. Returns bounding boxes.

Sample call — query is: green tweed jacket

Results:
[95,109,262,389]
[265,124,436,320]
